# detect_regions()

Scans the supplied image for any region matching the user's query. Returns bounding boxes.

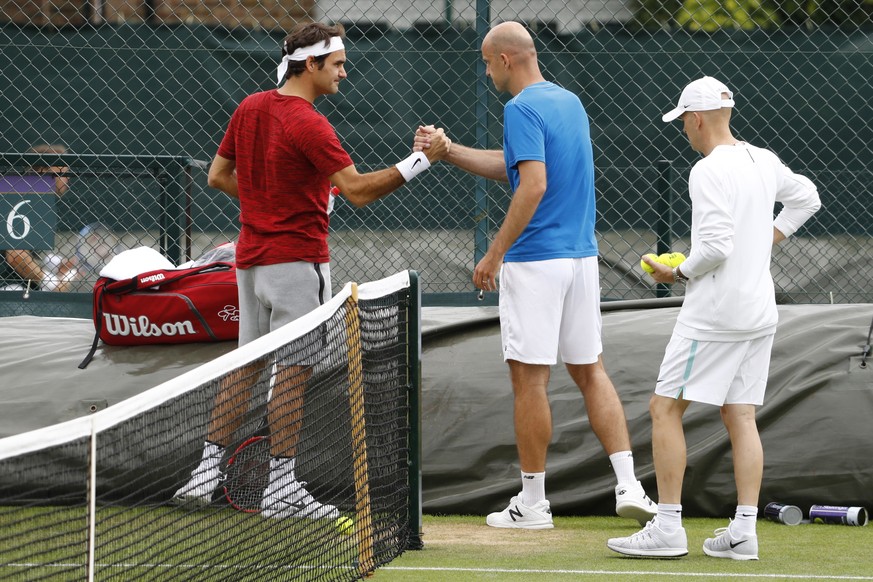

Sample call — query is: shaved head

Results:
[483,21,536,60]
[481,22,543,95]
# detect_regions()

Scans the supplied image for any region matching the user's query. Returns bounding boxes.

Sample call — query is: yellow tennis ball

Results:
[658,252,686,268]
[640,253,658,273]
[336,516,354,535]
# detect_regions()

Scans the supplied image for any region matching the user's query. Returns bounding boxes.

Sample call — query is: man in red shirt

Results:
[173,22,448,519]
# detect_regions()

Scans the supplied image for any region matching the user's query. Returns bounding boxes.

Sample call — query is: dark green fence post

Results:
[656,160,673,298]
[473,0,491,269]
[155,158,186,266]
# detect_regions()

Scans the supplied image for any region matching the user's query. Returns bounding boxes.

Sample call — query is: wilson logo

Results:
[140,273,166,285]
[102,313,196,337]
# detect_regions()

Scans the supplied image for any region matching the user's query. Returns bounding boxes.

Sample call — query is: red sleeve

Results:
[295,112,353,177]
[216,108,239,161]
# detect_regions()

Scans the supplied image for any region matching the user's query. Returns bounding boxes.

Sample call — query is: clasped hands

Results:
[413,125,451,161]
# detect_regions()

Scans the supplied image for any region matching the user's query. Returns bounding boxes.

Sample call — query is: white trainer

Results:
[261,480,339,520]
[172,468,221,507]
[703,522,759,560]
[607,519,688,558]
[486,495,554,529]
[615,481,657,525]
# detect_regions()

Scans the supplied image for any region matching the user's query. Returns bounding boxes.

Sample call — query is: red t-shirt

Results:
[217,90,353,268]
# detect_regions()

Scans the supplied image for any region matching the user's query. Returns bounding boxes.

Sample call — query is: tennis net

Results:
[0,270,422,581]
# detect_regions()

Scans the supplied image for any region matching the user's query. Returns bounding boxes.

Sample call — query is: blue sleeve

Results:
[504,101,546,172]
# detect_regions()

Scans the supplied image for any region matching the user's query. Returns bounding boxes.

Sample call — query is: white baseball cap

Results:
[662,76,735,122]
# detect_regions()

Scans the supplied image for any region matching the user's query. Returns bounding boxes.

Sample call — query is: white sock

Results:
[520,471,546,506]
[269,456,297,483]
[732,505,758,536]
[657,503,683,532]
[197,441,224,474]
[609,451,638,486]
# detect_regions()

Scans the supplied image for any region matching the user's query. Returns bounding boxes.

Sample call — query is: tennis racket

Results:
[222,435,271,512]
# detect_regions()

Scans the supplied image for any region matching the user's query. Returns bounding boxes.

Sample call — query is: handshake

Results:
[412,124,452,161]
[391,124,452,184]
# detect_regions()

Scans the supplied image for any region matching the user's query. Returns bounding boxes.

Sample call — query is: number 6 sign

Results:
[0,175,57,251]
[7,200,33,240]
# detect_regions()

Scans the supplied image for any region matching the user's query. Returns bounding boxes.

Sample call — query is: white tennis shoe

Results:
[486,495,554,529]
[261,479,339,520]
[607,519,688,558]
[703,522,759,560]
[171,468,221,507]
[615,481,657,525]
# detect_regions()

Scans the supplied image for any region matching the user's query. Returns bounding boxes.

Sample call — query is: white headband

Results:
[276,36,345,86]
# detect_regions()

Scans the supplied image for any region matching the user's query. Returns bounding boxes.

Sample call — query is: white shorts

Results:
[654,333,775,406]
[498,257,602,365]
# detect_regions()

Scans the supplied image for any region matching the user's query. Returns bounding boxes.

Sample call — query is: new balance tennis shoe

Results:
[261,480,339,520]
[615,481,657,525]
[703,523,759,560]
[607,519,688,558]
[486,495,554,529]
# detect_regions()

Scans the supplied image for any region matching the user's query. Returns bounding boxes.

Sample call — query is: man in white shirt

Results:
[607,76,821,560]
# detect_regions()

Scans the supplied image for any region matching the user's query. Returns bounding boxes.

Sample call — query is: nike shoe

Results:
[607,519,688,558]
[615,481,657,525]
[261,480,339,520]
[486,495,554,529]
[703,522,759,560]
[171,468,221,507]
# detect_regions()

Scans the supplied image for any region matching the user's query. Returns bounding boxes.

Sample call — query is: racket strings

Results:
[224,436,271,512]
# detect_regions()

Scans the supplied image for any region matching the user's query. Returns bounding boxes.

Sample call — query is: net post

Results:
[345,283,375,574]
[87,416,97,582]
[405,270,424,550]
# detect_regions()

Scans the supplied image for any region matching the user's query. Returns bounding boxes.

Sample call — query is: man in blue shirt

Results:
[416,21,655,529]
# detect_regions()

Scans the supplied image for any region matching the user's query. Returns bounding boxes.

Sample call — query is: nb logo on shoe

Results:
[509,506,524,521]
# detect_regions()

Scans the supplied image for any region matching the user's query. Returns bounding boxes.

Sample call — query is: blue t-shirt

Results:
[502,81,598,262]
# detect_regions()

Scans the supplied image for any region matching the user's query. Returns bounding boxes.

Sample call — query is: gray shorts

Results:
[236,261,331,347]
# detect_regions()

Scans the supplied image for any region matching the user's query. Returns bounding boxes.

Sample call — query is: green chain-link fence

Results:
[1,0,871,314]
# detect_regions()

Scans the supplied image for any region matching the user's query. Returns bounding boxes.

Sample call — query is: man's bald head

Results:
[483,21,536,60]
[481,22,543,95]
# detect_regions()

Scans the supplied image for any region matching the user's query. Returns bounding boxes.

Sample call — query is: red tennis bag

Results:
[79,262,239,368]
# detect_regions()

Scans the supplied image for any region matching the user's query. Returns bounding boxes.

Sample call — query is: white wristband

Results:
[42,274,60,291]
[61,268,78,283]
[43,269,78,291]
[395,151,431,182]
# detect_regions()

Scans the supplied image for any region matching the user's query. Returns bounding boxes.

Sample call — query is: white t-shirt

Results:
[675,142,820,341]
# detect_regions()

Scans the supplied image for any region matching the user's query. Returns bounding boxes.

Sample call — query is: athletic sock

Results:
[197,441,224,474]
[520,471,546,506]
[269,456,297,484]
[609,451,638,486]
[656,503,683,533]
[733,505,758,536]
